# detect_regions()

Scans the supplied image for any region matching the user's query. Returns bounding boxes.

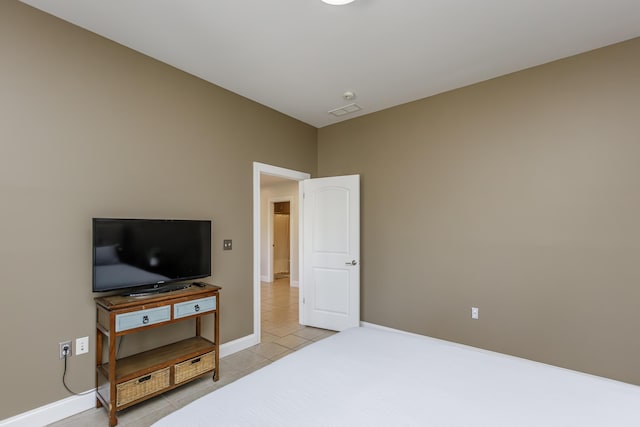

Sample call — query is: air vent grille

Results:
[328,103,362,117]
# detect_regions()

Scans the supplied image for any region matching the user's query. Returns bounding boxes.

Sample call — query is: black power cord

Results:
[62,351,94,396]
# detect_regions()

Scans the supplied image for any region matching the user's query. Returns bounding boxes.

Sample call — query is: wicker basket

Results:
[174,352,215,384]
[116,367,170,407]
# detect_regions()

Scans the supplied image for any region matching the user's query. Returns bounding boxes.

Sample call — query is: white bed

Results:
[154,326,640,426]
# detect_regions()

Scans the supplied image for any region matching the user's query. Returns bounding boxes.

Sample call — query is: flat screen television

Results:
[92,218,211,294]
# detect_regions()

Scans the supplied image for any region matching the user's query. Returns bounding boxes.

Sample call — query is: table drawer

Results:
[115,306,171,332]
[174,296,216,319]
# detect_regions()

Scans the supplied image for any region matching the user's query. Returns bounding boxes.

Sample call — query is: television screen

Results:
[92,218,211,293]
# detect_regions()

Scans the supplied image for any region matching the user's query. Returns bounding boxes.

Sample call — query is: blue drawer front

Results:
[115,306,171,332]
[174,296,216,319]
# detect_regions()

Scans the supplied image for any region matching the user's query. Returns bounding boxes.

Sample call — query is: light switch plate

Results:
[223,239,232,250]
[76,336,89,355]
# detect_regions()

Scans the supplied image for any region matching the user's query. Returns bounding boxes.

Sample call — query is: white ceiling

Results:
[21,0,640,128]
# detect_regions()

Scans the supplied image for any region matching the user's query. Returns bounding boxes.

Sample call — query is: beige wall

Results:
[318,38,640,385]
[0,1,316,419]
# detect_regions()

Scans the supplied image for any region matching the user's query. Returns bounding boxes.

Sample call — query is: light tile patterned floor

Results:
[50,279,335,426]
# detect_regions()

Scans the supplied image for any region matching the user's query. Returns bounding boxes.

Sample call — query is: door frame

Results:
[267,196,294,283]
[253,162,310,342]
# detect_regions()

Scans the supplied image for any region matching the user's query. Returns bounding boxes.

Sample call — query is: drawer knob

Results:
[194,304,200,312]
[142,315,149,324]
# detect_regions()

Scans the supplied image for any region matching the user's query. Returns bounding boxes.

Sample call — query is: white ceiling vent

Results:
[328,103,362,117]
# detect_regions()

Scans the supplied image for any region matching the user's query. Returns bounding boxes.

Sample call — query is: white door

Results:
[301,175,360,331]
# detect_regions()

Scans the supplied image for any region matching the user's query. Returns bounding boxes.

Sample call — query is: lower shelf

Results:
[97,336,216,410]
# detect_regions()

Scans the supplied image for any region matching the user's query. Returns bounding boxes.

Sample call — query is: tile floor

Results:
[50,279,335,426]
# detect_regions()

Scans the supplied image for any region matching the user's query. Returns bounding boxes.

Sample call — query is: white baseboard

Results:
[290,280,299,288]
[359,321,422,337]
[0,333,257,427]
[220,333,258,358]
[0,391,95,427]
[260,275,270,282]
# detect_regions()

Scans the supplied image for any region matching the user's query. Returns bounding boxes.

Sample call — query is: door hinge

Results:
[303,297,306,304]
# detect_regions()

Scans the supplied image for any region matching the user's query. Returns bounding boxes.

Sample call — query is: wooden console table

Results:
[95,284,220,426]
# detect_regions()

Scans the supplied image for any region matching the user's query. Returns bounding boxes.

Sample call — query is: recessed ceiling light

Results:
[322,0,355,5]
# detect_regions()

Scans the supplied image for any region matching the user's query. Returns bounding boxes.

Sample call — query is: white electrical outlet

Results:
[471,307,479,320]
[76,336,89,355]
[59,341,72,359]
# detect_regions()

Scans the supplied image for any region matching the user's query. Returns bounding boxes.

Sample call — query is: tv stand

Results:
[95,284,221,426]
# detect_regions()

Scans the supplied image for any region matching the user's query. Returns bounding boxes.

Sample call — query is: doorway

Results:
[253,162,310,342]
[265,196,294,283]
[273,201,290,280]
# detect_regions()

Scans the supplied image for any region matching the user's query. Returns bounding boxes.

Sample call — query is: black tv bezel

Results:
[92,218,212,294]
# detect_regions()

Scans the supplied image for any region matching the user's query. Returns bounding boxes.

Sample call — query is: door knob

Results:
[345,260,358,266]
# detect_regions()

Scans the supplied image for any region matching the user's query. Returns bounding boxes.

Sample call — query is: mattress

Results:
[153,326,640,426]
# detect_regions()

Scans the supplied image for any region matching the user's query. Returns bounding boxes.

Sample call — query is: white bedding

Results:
[154,327,640,426]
